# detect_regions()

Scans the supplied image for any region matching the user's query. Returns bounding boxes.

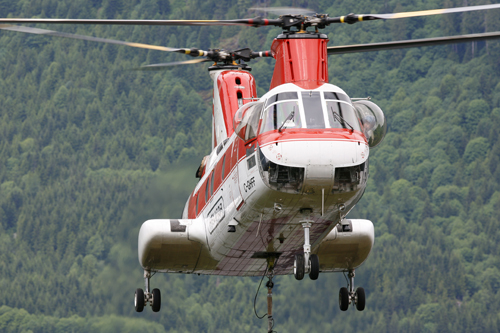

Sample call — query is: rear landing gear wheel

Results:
[355,287,365,311]
[309,254,320,280]
[134,288,144,312]
[294,253,305,280]
[152,288,161,312]
[339,287,349,311]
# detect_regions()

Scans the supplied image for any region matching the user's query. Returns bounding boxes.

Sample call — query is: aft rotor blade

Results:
[135,58,212,70]
[329,3,500,24]
[327,31,500,55]
[248,7,316,16]
[0,24,181,52]
[0,17,282,27]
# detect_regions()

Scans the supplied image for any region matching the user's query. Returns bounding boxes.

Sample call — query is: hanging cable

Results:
[253,265,269,319]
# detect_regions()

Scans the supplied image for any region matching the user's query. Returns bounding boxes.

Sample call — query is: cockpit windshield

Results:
[261,100,302,132]
[260,91,361,134]
[325,95,360,132]
[302,91,324,128]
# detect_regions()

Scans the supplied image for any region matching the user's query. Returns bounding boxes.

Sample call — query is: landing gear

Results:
[152,288,161,312]
[134,288,144,312]
[339,287,349,311]
[309,254,320,280]
[294,220,320,281]
[294,254,304,280]
[355,287,365,311]
[134,270,161,312]
[339,269,365,311]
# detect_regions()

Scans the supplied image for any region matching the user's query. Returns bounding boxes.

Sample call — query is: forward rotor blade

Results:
[135,58,212,70]
[327,31,500,55]
[0,24,180,52]
[330,3,500,24]
[374,3,500,20]
[0,17,282,27]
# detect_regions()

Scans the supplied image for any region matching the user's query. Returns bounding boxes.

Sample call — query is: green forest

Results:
[1,0,500,331]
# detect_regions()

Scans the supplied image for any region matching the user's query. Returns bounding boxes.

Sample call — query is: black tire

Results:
[134,288,144,312]
[355,287,365,311]
[294,254,305,280]
[152,288,161,312]
[309,254,320,280]
[339,287,349,311]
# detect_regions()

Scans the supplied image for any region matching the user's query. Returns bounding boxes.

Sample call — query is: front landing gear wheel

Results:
[294,254,305,280]
[152,288,161,312]
[355,287,365,311]
[134,288,144,312]
[309,254,319,280]
[339,287,349,311]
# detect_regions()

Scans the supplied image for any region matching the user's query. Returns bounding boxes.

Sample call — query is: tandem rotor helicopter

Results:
[3,3,500,332]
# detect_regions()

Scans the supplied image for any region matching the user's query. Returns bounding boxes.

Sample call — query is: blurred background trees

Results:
[0,0,500,331]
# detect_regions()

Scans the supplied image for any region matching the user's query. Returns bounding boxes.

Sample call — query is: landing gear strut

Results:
[134,270,161,312]
[294,220,320,280]
[339,269,365,311]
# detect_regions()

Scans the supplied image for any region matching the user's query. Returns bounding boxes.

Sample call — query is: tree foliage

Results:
[0,0,500,332]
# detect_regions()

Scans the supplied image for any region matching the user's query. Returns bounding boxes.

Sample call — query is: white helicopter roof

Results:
[260,83,351,102]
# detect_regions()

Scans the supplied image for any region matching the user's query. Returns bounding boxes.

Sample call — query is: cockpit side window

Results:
[301,91,325,129]
[234,102,264,142]
[245,104,262,140]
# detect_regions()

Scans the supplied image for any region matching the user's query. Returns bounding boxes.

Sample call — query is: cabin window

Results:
[205,179,209,202]
[221,155,226,180]
[210,172,214,195]
[196,194,199,214]
[247,155,256,169]
[216,143,224,155]
[237,91,243,108]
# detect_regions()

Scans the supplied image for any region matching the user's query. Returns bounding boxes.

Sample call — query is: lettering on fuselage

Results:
[243,177,256,193]
[208,197,225,234]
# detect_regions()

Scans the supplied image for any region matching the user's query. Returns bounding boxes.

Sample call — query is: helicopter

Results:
[2,3,500,332]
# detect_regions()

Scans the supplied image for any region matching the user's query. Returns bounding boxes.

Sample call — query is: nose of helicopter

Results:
[261,137,368,169]
[258,136,369,195]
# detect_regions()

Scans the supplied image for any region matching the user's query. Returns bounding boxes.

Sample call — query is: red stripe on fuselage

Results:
[258,128,367,147]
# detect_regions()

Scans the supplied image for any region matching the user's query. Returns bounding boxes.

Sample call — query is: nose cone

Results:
[259,138,369,196]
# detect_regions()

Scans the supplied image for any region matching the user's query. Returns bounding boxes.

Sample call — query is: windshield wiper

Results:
[278,108,295,132]
[330,107,354,133]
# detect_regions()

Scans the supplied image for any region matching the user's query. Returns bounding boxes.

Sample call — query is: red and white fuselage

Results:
[138,33,375,276]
